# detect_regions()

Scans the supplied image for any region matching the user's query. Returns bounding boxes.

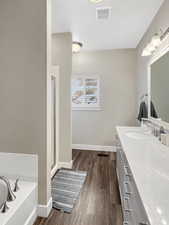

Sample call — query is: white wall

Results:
[0,0,51,205]
[72,49,137,146]
[137,0,169,108]
[52,33,72,163]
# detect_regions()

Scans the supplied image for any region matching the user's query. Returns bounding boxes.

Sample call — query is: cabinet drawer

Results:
[117,147,125,162]
[129,176,150,225]
[116,146,150,225]
[123,181,132,196]
[123,166,132,182]
[132,190,150,224]
[123,197,137,225]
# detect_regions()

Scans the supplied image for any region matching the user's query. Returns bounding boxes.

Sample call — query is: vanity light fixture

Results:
[142,33,161,57]
[142,27,169,57]
[72,42,83,53]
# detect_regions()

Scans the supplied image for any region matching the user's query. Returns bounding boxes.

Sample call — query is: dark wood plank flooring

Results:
[34,150,122,225]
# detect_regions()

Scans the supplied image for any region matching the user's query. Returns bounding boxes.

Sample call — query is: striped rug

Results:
[52,169,87,213]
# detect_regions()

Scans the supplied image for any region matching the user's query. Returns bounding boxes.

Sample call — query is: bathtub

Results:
[0,153,38,225]
[0,180,37,225]
[0,179,8,209]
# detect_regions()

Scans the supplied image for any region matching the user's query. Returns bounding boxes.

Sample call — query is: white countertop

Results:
[117,126,169,225]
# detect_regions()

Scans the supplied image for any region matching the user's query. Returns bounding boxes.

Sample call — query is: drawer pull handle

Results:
[124,182,132,195]
[124,166,132,177]
[139,222,149,225]
[124,197,132,212]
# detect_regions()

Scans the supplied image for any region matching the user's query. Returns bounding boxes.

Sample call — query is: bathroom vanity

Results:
[116,126,169,225]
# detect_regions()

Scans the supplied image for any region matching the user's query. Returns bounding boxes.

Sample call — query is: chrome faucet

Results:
[13,178,19,192]
[0,176,16,202]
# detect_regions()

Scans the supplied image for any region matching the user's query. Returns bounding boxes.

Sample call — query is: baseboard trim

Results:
[58,160,73,169]
[24,207,37,225]
[37,197,52,218]
[72,144,116,152]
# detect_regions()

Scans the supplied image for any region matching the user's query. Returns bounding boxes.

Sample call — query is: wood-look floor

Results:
[34,150,122,225]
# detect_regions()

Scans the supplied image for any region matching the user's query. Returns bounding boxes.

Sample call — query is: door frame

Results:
[48,66,60,178]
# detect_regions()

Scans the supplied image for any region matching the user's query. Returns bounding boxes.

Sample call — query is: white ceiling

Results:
[52,0,164,51]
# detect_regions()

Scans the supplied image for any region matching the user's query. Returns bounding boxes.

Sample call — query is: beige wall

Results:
[72,50,137,146]
[52,33,72,163]
[137,0,169,109]
[0,0,51,205]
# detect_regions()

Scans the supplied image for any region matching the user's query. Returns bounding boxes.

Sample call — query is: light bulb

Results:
[146,42,156,53]
[142,49,151,57]
[72,42,83,53]
[151,34,161,47]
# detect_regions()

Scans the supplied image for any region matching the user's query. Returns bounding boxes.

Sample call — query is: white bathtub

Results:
[0,179,8,209]
[0,180,37,225]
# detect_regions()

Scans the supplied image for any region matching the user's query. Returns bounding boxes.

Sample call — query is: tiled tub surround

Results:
[116,126,169,225]
[0,153,38,225]
[0,153,38,182]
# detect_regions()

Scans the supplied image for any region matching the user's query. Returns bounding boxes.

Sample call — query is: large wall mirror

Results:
[150,49,169,122]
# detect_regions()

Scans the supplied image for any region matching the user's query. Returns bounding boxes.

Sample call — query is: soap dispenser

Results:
[159,126,165,141]
[159,126,169,146]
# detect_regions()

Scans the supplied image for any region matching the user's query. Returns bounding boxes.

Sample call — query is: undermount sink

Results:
[125,131,151,139]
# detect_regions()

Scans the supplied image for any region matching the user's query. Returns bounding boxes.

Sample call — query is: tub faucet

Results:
[1,202,9,213]
[0,176,16,201]
[13,178,19,192]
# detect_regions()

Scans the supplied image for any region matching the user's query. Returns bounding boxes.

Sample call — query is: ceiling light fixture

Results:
[72,42,83,53]
[89,0,103,3]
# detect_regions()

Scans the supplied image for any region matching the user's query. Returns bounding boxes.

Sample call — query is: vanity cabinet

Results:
[116,145,150,225]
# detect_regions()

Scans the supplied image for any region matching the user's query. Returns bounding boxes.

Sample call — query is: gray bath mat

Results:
[52,168,87,213]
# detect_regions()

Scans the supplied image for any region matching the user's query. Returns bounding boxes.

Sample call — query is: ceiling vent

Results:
[96,7,112,20]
